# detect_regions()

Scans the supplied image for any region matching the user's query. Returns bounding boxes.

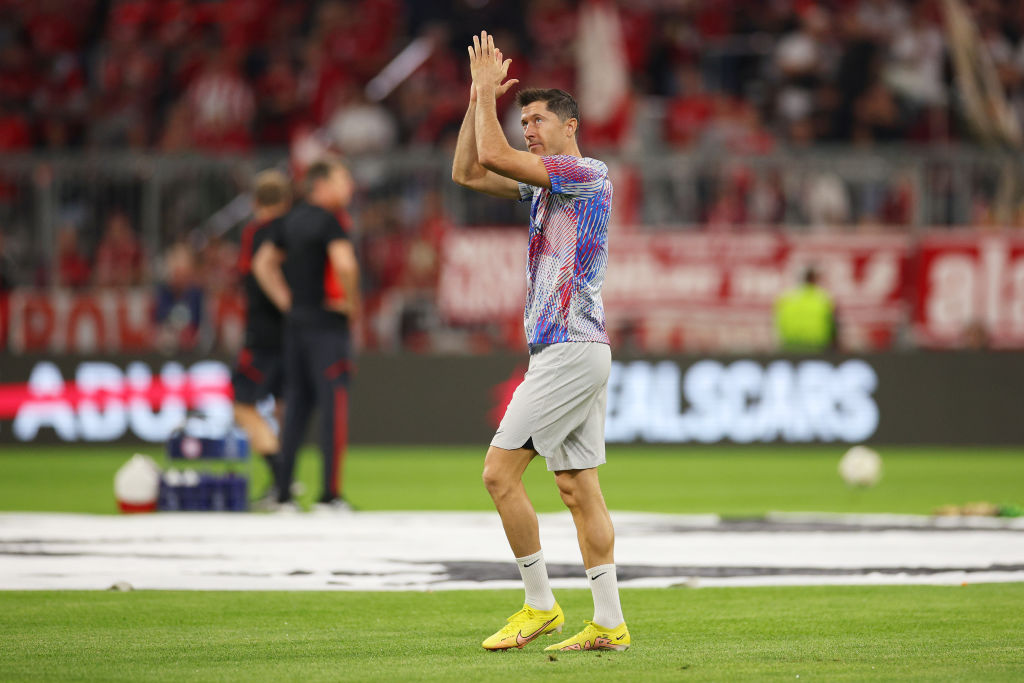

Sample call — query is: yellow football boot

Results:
[544,620,630,652]
[481,603,564,650]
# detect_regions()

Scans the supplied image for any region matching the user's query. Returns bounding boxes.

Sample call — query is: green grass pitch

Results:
[2,445,1023,680]
[2,586,1023,681]
[1,445,1023,515]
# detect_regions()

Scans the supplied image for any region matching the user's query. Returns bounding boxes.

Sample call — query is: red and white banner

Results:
[0,357,233,443]
[2,290,245,354]
[913,232,1024,348]
[6,231,1024,354]
[439,229,912,351]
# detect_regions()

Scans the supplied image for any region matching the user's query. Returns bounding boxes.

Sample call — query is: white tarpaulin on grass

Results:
[1,511,1022,591]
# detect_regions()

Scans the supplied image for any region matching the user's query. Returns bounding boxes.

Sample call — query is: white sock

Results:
[586,563,624,627]
[516,550,556,610]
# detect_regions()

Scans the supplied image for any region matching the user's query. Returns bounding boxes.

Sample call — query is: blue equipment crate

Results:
[158,473,248,512]
[162,419,251,511]
[166,430,250,461]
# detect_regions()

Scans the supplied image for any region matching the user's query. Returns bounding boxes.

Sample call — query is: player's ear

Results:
[565,118,578,138]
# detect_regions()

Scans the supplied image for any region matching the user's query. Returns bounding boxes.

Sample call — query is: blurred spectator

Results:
[664,65,717,148]
[55,226,91,288]
[804,173,851,227]
[853,0,909,44]
[704,98,776,154]
[879,174,916,226]
[0,40,35,126]
[24,0,88,57]
[184,48,255,152]
[774,6,836,144]
[255,48,301,146]
[886,0,946,109]
[852,80,901,144]
[197,234,239,294]
[704,168,750,229]
[749,171,787,226]
[154,242,204,352]
[33,54,87,148]
[0,103,31,151]
[327,87,398,155]
[89,22,161,149]
[94,211,144,287]
[159,102,193,152]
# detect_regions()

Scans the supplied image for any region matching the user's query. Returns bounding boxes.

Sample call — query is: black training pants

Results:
[275,320,352,503]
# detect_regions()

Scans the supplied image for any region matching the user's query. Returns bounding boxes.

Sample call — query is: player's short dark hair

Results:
[515,88,580,135]
[304,158,343,195]
[253,169,291,208]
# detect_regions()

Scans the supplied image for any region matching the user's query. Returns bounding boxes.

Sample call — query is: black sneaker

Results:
[312,497,355,513]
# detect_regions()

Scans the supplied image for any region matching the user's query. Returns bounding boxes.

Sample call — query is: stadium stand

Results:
[2,0,1024,353]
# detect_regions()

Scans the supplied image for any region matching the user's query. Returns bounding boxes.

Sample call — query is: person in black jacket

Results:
[253,158,360,512]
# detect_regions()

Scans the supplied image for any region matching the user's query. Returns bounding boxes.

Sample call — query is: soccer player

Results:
[231,169,291,503]
[452,31,629,652]
[252,158,360,512]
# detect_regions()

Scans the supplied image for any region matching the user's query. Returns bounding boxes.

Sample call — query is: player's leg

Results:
[275,326,314,506]
[553,467,613,569]
[310,327,352,508]
[482,445,541,557]
[546,467,629,651]
[233,402,280,503]
[231,348,282,502]
[545,466,628,652]
[543,345,628,652]
[233,403,279,456]
[484,444,559,609]
[481,444,564,650]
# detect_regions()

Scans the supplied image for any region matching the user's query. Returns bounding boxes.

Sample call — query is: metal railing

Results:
[1,145,1022,286]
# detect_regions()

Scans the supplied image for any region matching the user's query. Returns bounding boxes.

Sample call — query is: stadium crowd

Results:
[2,0,1024,353]
[2,0,1024,153]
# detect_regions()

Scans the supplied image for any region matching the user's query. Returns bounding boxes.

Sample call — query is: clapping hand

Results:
[468,30,518,100]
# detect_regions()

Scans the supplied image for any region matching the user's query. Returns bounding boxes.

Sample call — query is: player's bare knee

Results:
[482,451,513,497]
[482,469,515,500]
[555,474,581,510]
[481,464,499,493]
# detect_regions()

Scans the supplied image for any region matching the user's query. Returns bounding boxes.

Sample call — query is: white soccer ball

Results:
[838,445,882,487]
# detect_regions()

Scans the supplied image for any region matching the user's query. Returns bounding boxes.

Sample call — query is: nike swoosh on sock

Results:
[590,572,607,581]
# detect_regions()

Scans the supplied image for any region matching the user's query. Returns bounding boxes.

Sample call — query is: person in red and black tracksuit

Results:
[253,158,360,511]
[231,169,291,500]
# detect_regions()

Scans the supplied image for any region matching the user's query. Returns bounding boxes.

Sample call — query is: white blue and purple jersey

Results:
[518,155,612,347]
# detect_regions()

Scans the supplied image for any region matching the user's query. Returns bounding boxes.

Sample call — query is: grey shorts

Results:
[490,342,611,471]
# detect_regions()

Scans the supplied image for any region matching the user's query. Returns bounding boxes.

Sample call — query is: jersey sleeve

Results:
[540,155,607,198]
[267,217,286,249]
[321,211,349,244]
[518,182,536,202]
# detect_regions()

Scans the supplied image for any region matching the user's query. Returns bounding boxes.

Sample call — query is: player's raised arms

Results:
[451,40,522,199]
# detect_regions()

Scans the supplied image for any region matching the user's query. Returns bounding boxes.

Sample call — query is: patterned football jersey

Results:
[518,155,612,346]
